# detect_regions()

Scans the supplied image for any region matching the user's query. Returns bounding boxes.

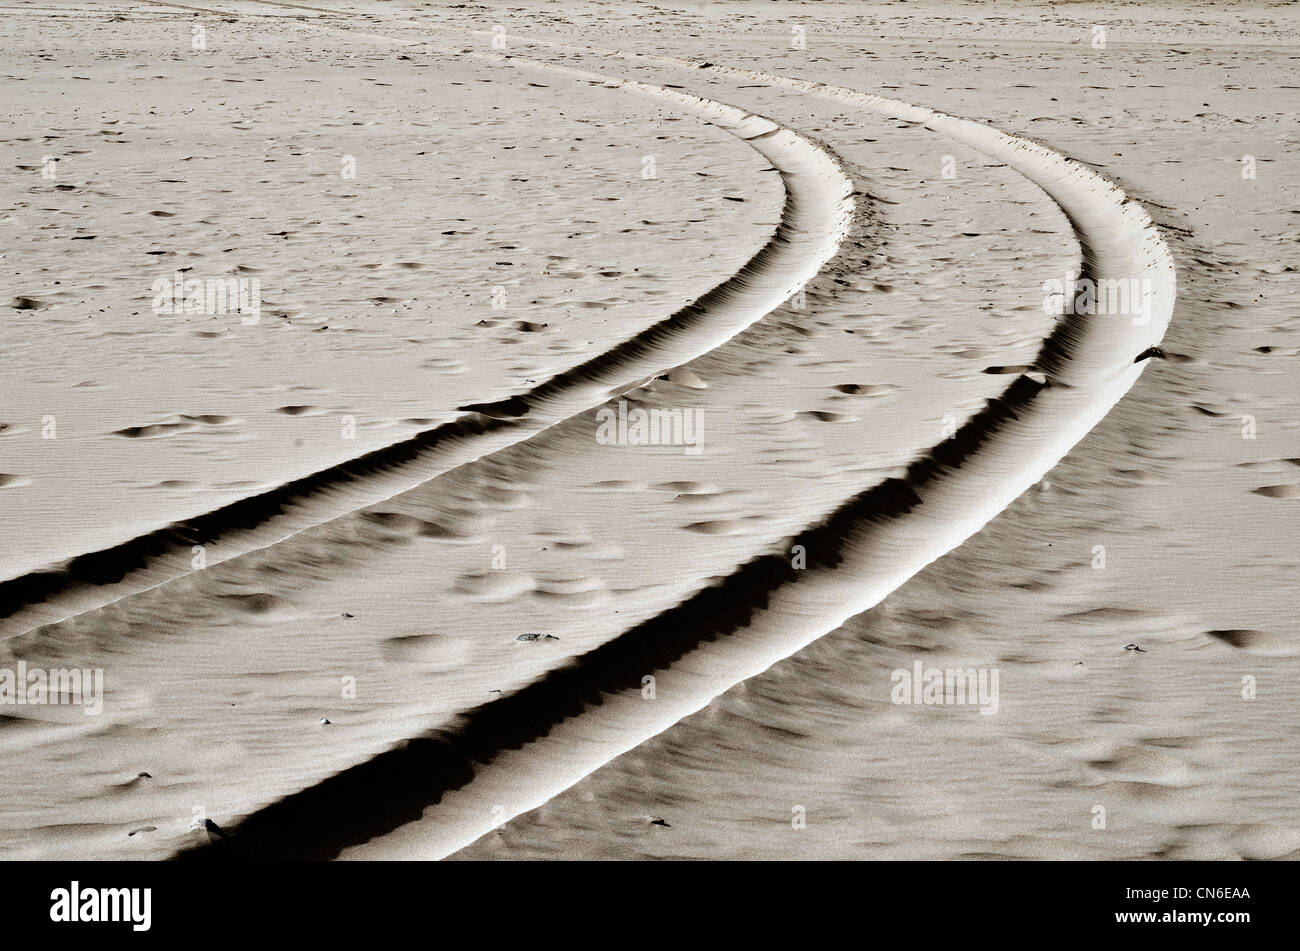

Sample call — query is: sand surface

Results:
[0,0,1296,861]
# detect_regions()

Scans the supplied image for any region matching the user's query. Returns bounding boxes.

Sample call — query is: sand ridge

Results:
[119,2,1176,861]
[4,1,1294,863]
[0,12,855,640]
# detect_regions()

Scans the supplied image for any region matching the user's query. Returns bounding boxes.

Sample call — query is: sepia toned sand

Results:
[0,0,1296,861]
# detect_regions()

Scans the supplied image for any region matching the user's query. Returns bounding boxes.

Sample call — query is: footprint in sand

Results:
[11,296,54,310]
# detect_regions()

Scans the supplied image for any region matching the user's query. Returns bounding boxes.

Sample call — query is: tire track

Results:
[165,9,1174,860]
[1,6,856,639]
[27,1,1170,862]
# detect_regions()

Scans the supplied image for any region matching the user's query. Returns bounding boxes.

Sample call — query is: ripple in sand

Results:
[663,367,708,389]
[112,414,241,439]
[112,420,200,439]
[684,518,760,535]
[652,481,718,495]
[1206,629,1299,656]
[381,633,473,669]
[799,410,858,423]
[1087,744,1193,787]
[217,592,297,621]
[454,570,537,601]
[833,383,896,396]
[1253,484,1300,499]
[588,479,644,490]
[362,511,481,542]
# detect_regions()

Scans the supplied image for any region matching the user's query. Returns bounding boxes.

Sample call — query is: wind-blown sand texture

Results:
[1,0,1296,861]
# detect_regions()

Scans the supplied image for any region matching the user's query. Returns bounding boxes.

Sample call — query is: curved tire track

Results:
[166,12,1175,861]
[0,15,855,639]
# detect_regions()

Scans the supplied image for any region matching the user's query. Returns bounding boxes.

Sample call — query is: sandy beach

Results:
[1,0,1296,861]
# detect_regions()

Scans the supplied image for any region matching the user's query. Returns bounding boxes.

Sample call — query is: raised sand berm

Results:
[0,47,855,640]
[1,16,1072,860]
[173,19,1175,860]
[251,8,1174,393]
